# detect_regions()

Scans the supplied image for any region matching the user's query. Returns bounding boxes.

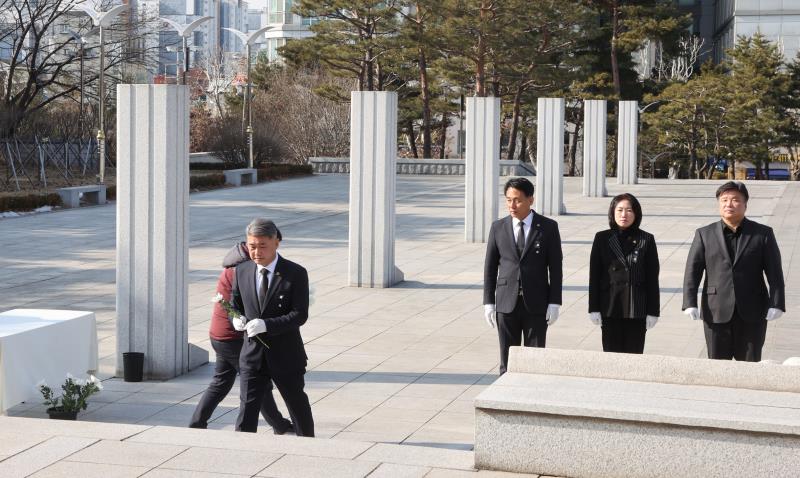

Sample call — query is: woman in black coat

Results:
[588,193,660,353]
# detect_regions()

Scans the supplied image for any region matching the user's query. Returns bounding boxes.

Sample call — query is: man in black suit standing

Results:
[683,181,785,362]
[231,218,314,435]
[484,178,563,375]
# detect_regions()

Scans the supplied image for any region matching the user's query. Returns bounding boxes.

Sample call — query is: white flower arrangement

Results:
[38,374,103,414]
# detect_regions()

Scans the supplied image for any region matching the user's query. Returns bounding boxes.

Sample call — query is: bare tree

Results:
[0,0,161,137]
[637,36,705,83]
[252,68,351,164]
[198,51,239,118]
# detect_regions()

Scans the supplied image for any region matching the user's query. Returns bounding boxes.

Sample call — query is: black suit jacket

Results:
[589,228,660,319]
[484,212,563,314]
[683,218,785,323]
[232,255,309,374]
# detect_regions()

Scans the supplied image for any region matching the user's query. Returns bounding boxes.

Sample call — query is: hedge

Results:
[257,163,313,182]
[189,162,225,171]
[0,193,62,212]
[190,173,226,189]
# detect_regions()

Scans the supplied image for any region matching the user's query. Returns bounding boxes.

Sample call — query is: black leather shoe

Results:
[272,419,293,435]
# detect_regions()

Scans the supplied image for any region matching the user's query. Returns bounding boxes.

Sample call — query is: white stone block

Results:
[223,168,257,186]
[582,100,607,197]
[116,85,205,379]
[474,347,800,477]
[617,100,638,185]
[464,97,500,243]
[348,91,403,288]
[535,98,565,215]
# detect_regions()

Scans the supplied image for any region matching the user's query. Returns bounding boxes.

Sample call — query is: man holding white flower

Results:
[231,218,314,436]
[189,240,292,434]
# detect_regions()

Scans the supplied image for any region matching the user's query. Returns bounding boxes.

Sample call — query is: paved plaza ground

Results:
[1,175,798,476]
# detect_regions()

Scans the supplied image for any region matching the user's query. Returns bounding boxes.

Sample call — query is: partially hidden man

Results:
[484,178,563,375]
[682,181,786,362]
[231,218,314,435]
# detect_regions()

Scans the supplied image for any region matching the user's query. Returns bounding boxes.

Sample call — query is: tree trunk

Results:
[407,119,418,159]
[475,0,489,97]
[415,5,433,158]
[507,85,523,160]
[439,115,448,159]
[567,125,578,176]
[519,134,528,162]
[610,3,622,98]
[365,46,374,91]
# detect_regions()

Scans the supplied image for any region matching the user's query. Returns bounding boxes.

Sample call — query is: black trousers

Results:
[236,352,314,436]
[601,317,646,354]
[189,339,289,431]
[704,309,767,362]
[497,296,547,375]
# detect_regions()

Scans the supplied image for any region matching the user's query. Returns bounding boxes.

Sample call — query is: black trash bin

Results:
[122,352,144,382]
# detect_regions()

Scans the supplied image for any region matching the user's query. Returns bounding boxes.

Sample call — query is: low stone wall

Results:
[309,157,535,176]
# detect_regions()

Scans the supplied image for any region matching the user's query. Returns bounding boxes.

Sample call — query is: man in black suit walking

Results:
[484,178,563,374]
[683,181,785,362]
[231,218,314,435]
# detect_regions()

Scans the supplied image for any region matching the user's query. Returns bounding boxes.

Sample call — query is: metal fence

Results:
[0,137,114,191]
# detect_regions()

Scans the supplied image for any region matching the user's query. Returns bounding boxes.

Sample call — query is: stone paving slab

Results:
[125,425,375,460]
[357,442,475,470]
[65,439,187,468]
[158,446,283,476]
[0,436,98,478]
[256,455,380,478]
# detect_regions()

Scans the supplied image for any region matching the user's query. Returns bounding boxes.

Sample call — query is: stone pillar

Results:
[465,97,500,243]
[348,91,403,288]
[535,98,566,216]
[617,100,638,185]
[582,100,607,197]
[116,85,206,380]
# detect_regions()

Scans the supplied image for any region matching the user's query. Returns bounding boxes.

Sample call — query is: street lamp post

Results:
[222,26,273,169]
[73,3,129,185]
[65,28,98,140]
[160,16,212,86]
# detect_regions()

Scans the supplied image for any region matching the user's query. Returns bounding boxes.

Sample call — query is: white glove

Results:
[684,307,700,321]
[766,308,783,321]
[232,315,247,332]
[588,312,602,326]
[645,315,659,330]
[484,304,497,329]
[546,304,560,326]
[245,318,266,337]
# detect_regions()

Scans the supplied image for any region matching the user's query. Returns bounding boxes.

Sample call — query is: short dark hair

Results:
[504,177,534,197]
[715,181,749,202]
[246,218,282,240]
[608,193,643,230]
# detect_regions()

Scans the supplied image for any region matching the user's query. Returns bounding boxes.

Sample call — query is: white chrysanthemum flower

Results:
[89,375,104,390]
[212,293,224,303]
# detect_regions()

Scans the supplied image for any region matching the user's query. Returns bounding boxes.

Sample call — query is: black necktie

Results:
[516,221,525,255]
[258,268,268,308]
